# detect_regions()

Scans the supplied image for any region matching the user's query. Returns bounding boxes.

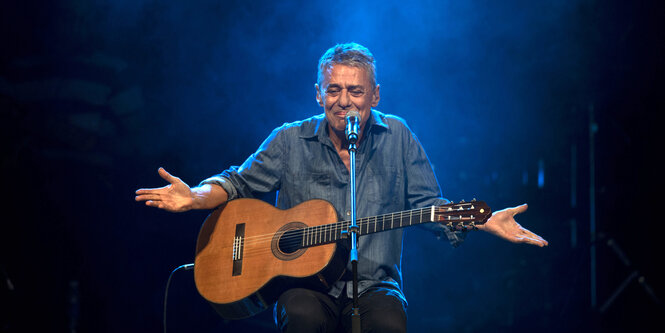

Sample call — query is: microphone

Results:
[345,110,361,144]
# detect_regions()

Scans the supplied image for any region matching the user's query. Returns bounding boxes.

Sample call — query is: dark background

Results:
[1,0,663,332]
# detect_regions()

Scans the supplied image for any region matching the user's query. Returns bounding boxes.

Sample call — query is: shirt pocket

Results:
[361,166,403,211]
[295,172,332,202]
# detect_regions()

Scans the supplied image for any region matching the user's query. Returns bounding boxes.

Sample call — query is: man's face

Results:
[316,64,380,136]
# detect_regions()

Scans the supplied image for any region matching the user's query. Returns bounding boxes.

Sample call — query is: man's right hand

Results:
[135,167,197,212]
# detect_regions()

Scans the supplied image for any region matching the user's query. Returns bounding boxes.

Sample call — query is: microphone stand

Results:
[345,111,361,333]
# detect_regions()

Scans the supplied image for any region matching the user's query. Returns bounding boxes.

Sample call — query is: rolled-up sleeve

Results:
[401,121,467,247]
[200,125,285,200]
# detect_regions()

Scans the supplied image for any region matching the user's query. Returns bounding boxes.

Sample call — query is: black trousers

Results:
[274,287,407,333]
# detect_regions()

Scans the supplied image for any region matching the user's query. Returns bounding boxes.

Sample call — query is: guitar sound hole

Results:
[271,222,307,261]
[279,229,303,254]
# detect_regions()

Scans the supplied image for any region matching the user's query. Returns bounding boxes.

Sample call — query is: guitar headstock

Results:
[435,199,492,231]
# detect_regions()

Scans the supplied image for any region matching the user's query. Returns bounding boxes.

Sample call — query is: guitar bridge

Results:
[232,223,245,276]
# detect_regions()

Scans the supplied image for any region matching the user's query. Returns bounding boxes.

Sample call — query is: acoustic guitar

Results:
[194,198,491,319]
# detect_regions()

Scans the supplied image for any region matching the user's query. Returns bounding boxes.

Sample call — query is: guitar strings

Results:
[236,205,479,252]
[238,207,430,246]
[237,204,479,247]
[234,209,433,258]
[234,217,482,259]
[233,207,482,258]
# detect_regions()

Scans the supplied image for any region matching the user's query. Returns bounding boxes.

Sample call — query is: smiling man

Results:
[136,42,548,333]
[315,48,380,168]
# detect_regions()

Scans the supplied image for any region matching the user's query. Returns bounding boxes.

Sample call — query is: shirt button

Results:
[346,210,351,216]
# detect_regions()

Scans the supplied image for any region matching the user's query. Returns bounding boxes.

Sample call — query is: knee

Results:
[359,289,407,333]
[274,289,332,332]
[363,308,407,333]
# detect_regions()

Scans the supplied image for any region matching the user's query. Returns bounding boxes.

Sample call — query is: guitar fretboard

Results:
[300,206,434,247]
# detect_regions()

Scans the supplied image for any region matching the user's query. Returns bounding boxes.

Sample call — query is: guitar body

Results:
[194,198,348,319]
[193,197,491,320]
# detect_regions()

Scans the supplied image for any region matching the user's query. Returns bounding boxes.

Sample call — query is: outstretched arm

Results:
[476,204,548,247]
[135,167,228,212]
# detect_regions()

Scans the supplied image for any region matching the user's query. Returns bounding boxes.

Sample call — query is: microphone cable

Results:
[163,263,194,333]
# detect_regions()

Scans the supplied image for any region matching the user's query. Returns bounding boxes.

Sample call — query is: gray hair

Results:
[317,42,377,88]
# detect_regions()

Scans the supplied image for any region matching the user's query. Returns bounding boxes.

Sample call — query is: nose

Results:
[338,89,352,109]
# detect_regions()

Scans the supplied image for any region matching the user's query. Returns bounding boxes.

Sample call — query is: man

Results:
[136,43,548,332]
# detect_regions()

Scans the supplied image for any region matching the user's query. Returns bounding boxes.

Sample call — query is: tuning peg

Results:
[472,198,477,202]
[460,199,465,203]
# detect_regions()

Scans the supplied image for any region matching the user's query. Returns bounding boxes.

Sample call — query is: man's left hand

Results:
[476,204,548,247]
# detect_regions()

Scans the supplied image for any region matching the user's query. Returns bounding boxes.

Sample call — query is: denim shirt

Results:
[202,110,465,303]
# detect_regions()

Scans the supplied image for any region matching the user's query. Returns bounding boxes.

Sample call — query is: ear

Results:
[371,84,380,107]
[315,83,324,107]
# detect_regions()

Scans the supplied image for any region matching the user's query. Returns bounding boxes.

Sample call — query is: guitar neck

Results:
[300,201,489,248]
